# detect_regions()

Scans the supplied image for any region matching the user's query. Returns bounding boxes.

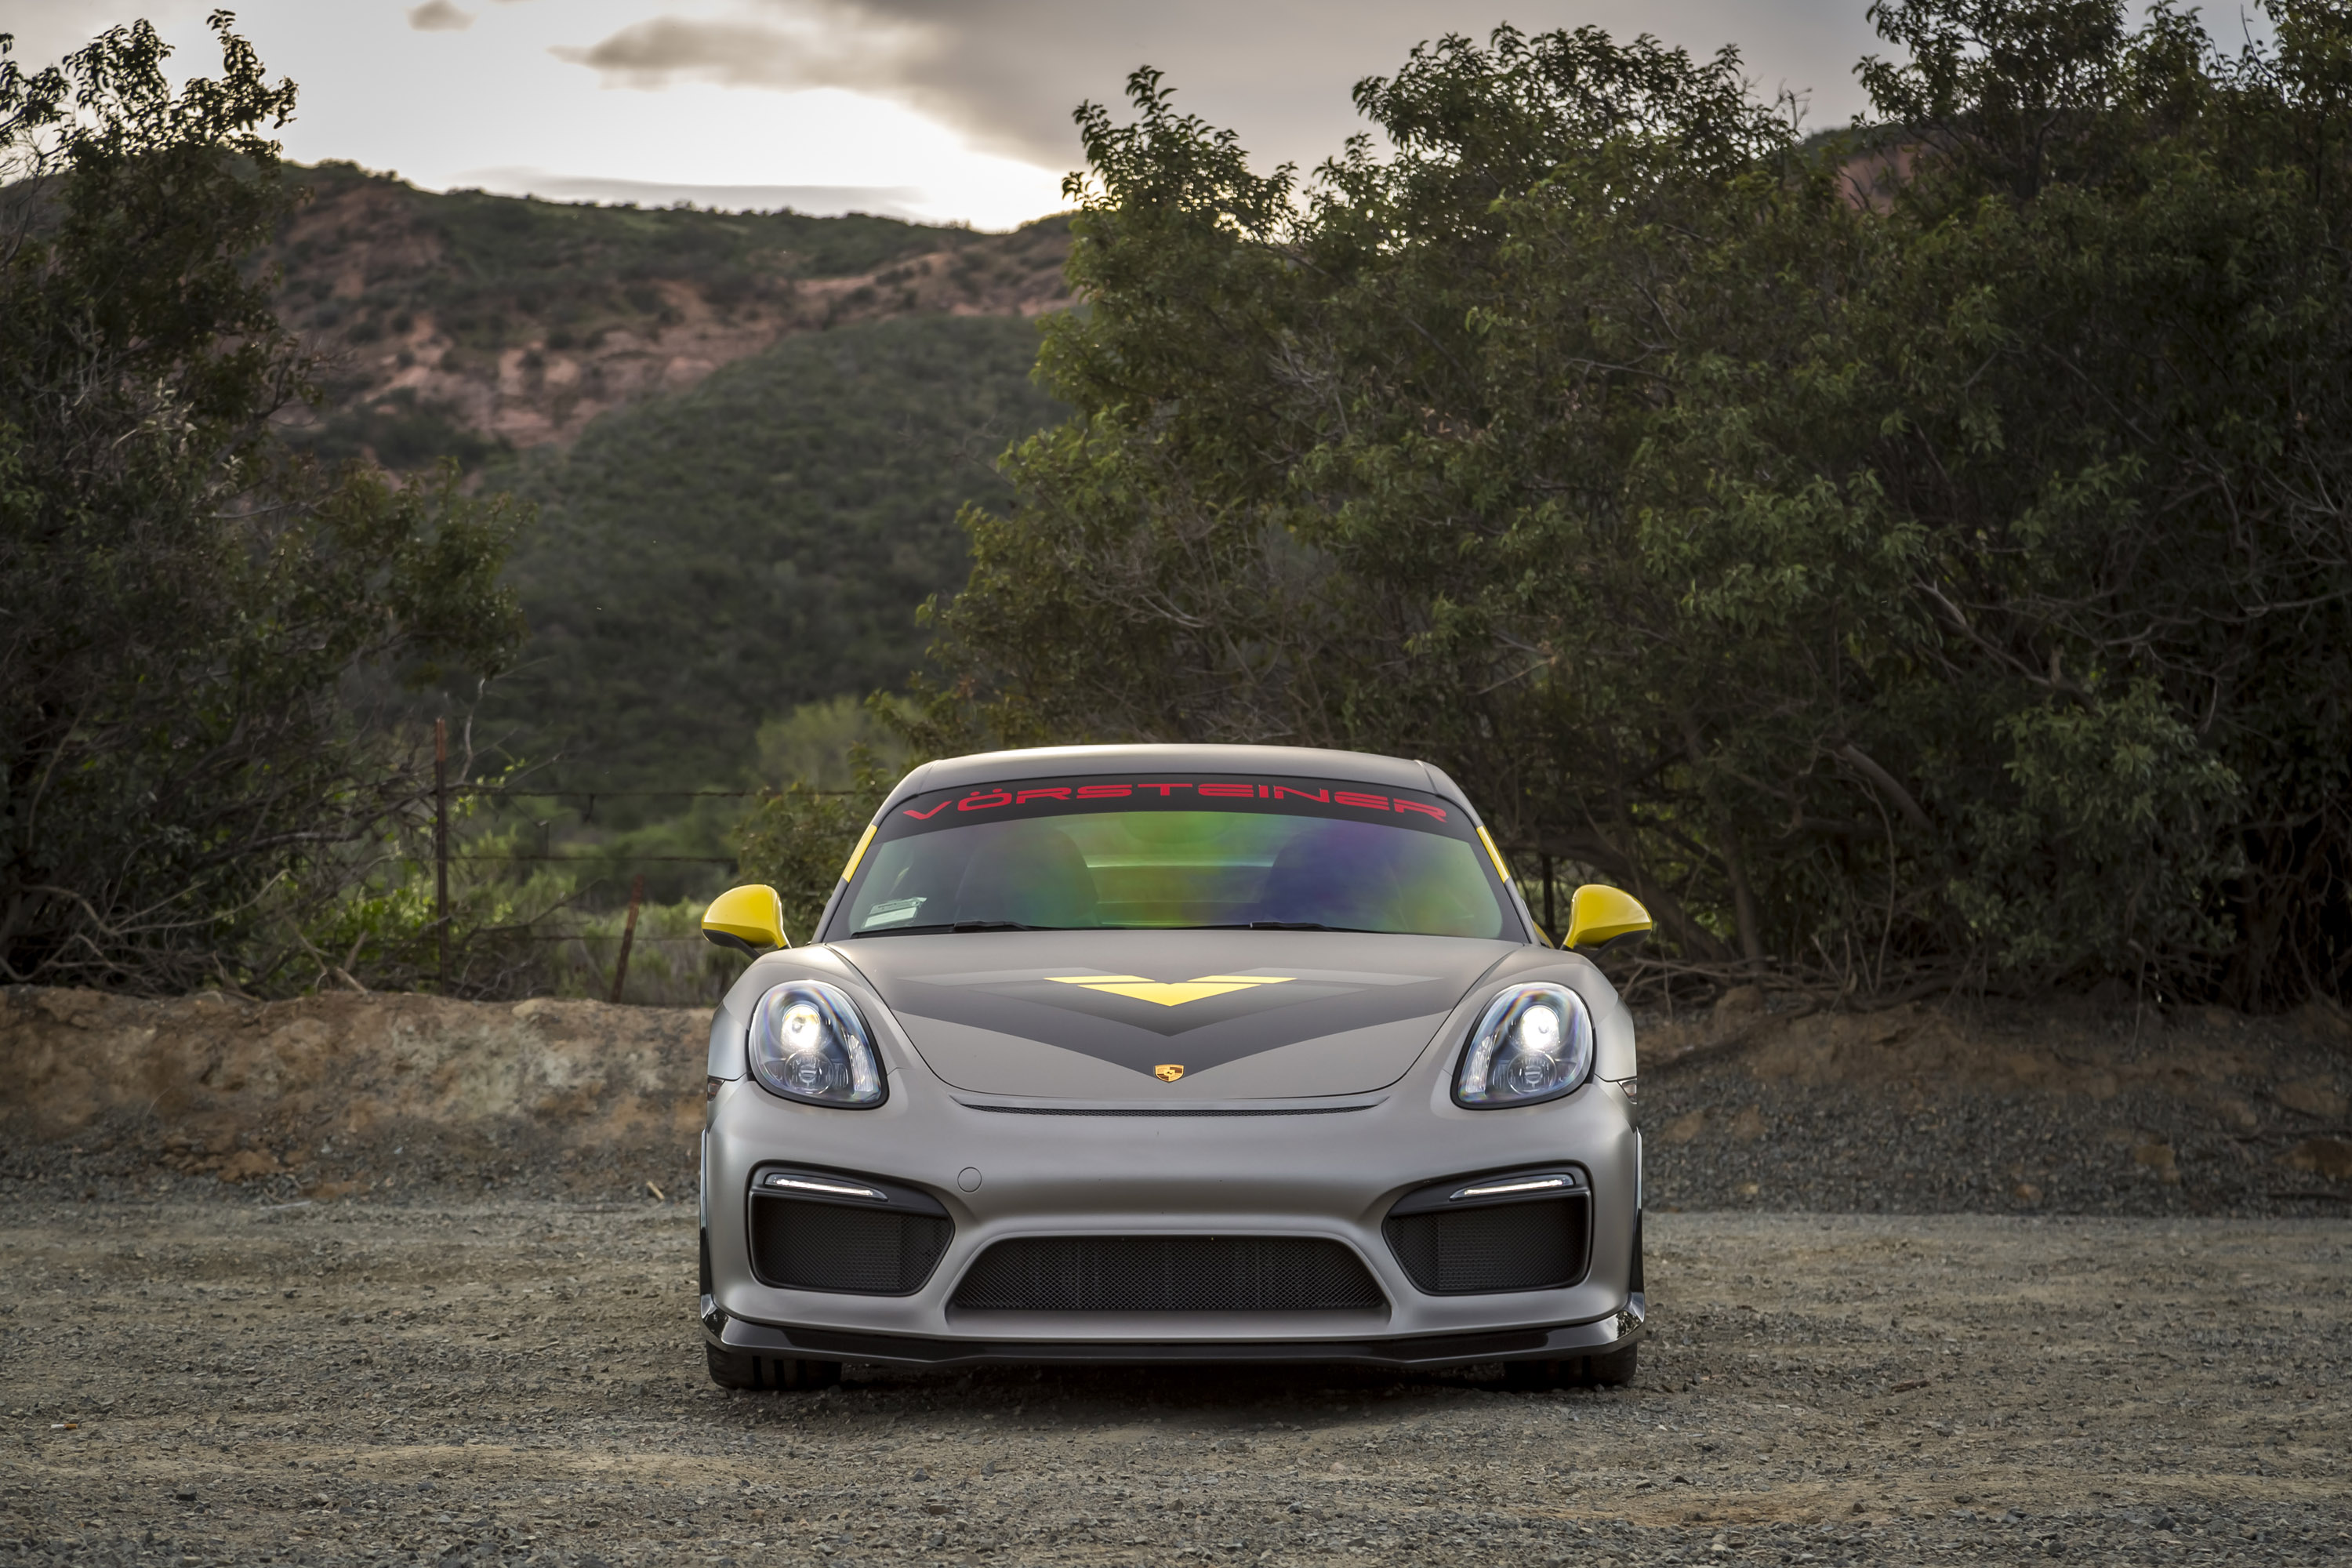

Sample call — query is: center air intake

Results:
[951,1236,1385,1312]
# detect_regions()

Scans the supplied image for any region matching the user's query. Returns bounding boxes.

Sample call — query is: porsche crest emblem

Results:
[1154,1064,1186,1083]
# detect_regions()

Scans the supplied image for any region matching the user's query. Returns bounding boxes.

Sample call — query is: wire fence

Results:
[419,749,1638,1005]
[426,734,815,1000]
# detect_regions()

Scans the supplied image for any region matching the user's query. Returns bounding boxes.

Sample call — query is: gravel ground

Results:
[5,1198,2347,1566]
[1637,998,2352,1218]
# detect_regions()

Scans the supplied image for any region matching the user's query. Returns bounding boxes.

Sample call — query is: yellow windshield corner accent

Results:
[840,823,878,884]
[1475,825,1513,886]
[1565,884,1653,952]
[701,884,789,956]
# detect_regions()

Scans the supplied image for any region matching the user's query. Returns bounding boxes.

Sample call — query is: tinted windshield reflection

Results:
[840,809,1507,938]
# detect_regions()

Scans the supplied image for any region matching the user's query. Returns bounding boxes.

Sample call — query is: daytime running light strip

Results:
[1452,1176,1570,1200]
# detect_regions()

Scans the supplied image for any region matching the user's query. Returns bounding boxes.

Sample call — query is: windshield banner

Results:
[880,775,1468,840]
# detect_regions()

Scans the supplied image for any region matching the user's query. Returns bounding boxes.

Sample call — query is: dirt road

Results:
[5,1200,2345,1566]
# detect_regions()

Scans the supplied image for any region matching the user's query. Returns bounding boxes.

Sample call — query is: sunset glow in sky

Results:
[10,0,1890,228]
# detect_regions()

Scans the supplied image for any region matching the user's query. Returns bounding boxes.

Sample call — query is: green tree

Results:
[926,4,2352,1004]
[0,16,527,992]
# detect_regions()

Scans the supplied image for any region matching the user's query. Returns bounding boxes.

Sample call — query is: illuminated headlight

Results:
[1454,983,1594,1108]
[746,981,884,1107]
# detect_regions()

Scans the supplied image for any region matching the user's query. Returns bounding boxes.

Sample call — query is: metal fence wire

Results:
[423,760,1583,1004]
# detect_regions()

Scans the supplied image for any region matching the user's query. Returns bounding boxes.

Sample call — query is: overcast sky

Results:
[9,0,1893,228]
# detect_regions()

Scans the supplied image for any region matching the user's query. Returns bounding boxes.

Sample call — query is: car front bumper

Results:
[702,1073,1642,1366]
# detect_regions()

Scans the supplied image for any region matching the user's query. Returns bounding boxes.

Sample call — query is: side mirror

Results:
[1565,884,1653,951]
[701,884,790,956]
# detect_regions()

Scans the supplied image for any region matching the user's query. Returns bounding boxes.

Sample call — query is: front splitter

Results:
[705,1295,1644,1370]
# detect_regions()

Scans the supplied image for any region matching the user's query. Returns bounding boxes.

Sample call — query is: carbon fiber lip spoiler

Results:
[705,1295,1645,1370]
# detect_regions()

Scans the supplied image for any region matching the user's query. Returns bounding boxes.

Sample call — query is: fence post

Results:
[610,874,645,1006]
[434,717,450,992]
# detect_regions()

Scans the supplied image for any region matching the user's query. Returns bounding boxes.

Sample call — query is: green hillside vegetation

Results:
[474,313,1065,808]
[266,164,1073,476]
[278,160,998,354]
[243,167,1075,920]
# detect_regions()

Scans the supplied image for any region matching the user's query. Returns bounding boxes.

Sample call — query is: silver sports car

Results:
[695,744,1654,1389]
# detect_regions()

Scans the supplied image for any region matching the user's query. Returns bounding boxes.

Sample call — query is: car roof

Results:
[889,743,1475,812]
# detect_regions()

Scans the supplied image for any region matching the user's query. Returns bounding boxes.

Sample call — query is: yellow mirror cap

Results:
[702,884,789,953]
[1566,884,1653,949]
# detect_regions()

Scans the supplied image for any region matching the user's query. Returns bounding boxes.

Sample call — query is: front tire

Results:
[706,1344,842,1391]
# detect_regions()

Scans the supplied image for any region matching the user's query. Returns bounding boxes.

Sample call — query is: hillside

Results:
[256,166,1074,802]
[268,162,1071,460]
[478,314,1064,798]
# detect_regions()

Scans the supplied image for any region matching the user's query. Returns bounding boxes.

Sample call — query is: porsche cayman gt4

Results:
[695,744,1653,1389]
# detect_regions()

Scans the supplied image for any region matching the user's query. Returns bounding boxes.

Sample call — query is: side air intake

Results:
[1384,1169,1592,1295]
[746,1167,953,1296]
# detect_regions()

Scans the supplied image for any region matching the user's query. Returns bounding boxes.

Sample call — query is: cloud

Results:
[550,12,914,90]
[550,0,1887,173]
[454,166,930,219]
[407,0,475,31]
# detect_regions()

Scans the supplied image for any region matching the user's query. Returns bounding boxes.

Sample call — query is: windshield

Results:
[825,773,1519,941]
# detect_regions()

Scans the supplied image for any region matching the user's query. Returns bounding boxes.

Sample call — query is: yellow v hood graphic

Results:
[1046,974,1293,1007]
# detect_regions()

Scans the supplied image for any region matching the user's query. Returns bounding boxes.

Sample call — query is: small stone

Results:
[1713,985,1766,1025]
[2132,1142,2180,1184]
[2281,1138,2352,1180]
[1660,1111,1708,1145]
[2276,1079,2348,1119]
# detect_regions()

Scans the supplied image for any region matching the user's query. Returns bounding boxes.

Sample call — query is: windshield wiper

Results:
[846,920,1068,938]
[1213,920,1383,934]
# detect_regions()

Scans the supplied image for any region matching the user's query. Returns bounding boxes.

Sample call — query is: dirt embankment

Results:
[1633,989,2352,1215]
[0,989,710,1201]
[3,985,2348,1214]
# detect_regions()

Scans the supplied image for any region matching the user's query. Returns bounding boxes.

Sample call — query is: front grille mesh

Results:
[1385,1196,1588,1294]
[952,1236,1384,1312]
[749,1196,952,1296]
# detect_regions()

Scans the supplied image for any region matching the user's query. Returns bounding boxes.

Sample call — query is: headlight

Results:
[746,981,885,1107]
[1454,983,1594,1107]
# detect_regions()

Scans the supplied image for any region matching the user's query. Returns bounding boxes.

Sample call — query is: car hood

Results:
[834,929,1518,1100]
